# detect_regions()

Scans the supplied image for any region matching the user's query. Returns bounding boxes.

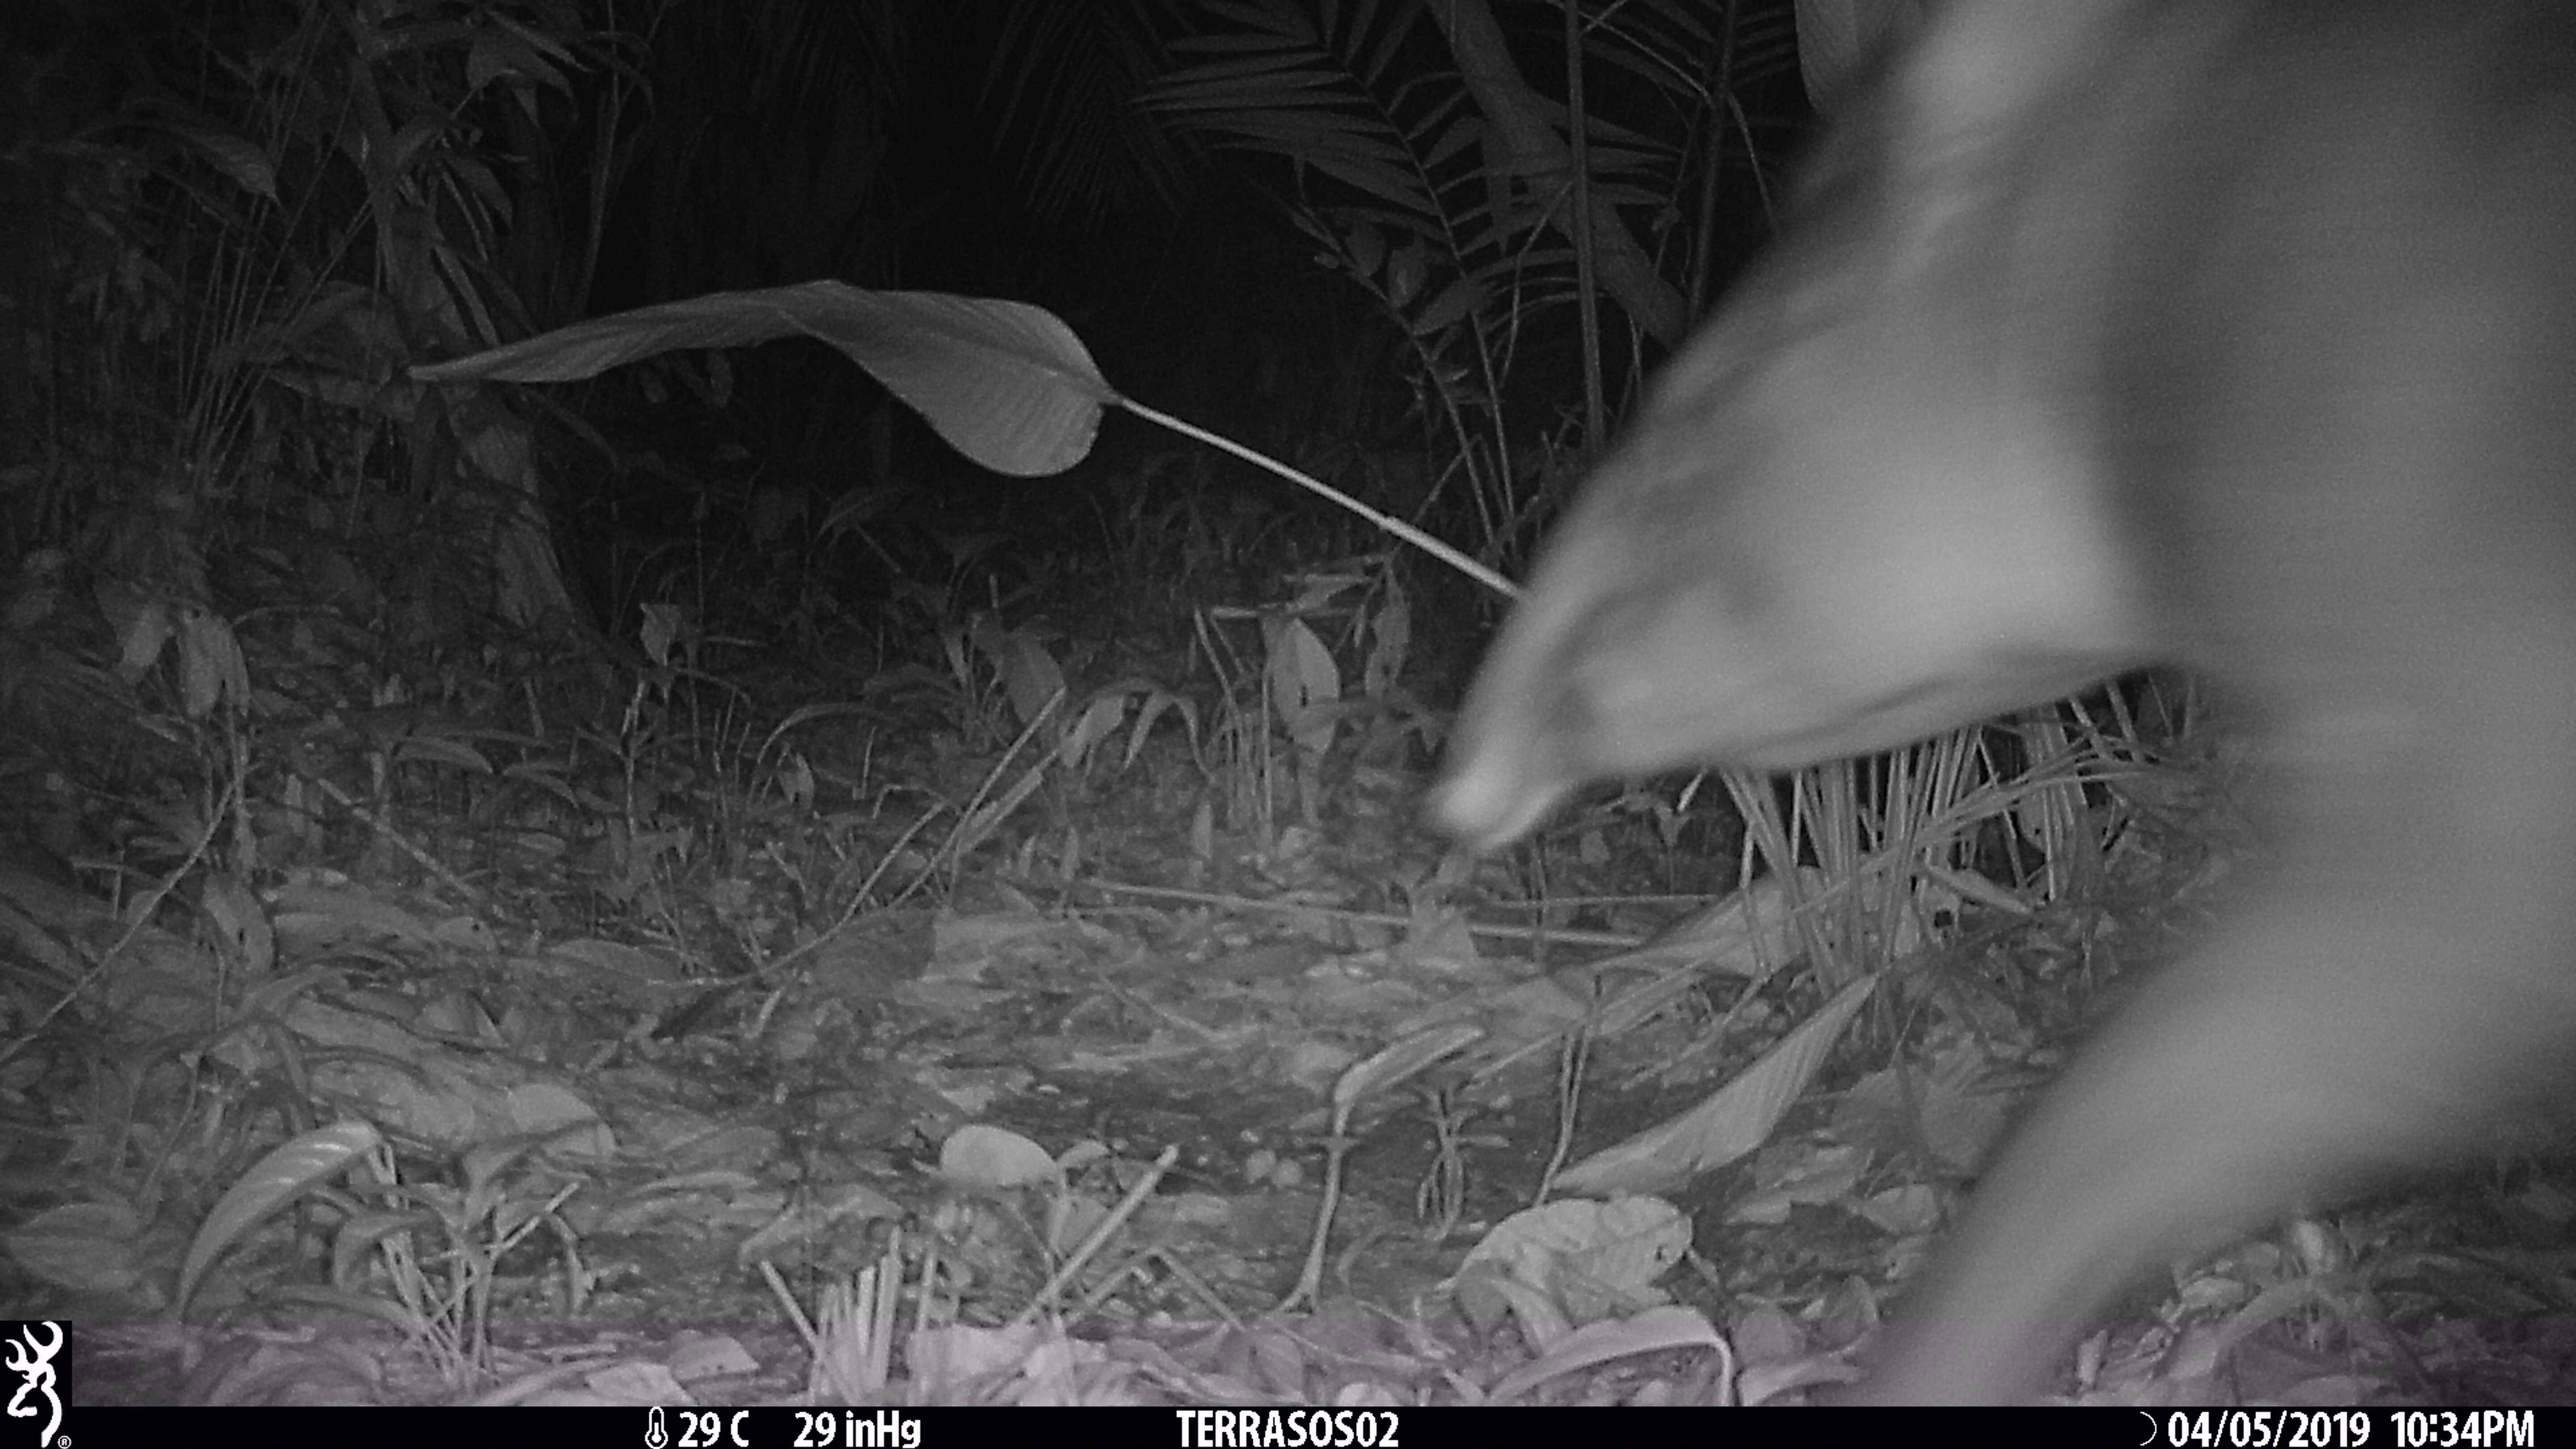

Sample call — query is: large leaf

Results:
[177,1119,383,1317]
[412,284,1114,477]
[415,283,1514,596]
[1554,973,1880,1196]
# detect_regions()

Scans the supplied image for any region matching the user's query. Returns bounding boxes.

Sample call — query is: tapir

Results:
[1434,0,2576,1403]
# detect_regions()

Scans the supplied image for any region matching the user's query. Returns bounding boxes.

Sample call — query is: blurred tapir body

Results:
[1436,0,2576,1403]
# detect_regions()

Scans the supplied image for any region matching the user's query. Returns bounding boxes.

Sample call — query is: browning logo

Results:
[1,1323,64,1447]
